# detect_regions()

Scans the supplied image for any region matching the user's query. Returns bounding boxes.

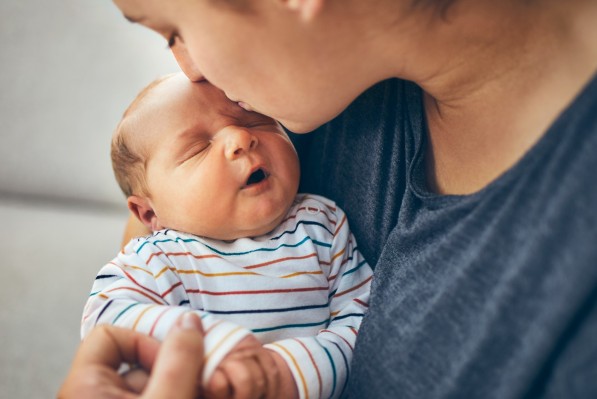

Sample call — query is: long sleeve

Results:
[81,195,372,396]
[81,238,251,383]
[264,208,373,399]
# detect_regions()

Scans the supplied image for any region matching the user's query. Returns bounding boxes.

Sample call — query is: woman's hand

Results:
[58,313,205,399]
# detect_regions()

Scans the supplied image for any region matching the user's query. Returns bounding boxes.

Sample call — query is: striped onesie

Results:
[81,194,372,399]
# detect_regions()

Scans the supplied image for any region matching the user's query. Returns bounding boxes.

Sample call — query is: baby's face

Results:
[136,74,299,240]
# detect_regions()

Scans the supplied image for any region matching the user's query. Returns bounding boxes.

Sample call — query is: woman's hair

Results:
[111,74,175,198]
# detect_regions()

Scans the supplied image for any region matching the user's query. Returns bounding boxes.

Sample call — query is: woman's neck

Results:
[379,0,597,194]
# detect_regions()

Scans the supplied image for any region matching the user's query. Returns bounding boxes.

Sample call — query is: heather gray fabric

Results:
[290,74,597,398]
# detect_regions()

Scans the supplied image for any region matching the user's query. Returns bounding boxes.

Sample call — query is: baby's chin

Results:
[174,221,272,241]
[211,211,290,241]
[175,194,296,240]
[217,221,283,241]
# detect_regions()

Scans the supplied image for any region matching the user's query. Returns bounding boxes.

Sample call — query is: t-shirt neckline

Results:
[408,71,597,208]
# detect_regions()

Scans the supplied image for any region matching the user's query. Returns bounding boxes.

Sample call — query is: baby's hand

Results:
[204,336,297,399]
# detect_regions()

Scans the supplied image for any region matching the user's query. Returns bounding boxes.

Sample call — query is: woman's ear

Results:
[127,195,163,232]
[284,0,324,22]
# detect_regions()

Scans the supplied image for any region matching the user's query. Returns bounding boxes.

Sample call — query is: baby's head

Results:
[112,73,300,240]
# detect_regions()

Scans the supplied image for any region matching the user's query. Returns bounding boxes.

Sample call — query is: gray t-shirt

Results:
[290,74,597,398]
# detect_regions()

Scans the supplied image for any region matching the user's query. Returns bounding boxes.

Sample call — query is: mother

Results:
[61,0,597,397]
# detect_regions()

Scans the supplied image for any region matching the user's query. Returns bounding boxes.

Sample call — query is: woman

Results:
[60,0,597,397]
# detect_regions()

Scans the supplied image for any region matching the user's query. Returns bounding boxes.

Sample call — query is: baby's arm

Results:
[81,240,251,383]
[264,210,373,399]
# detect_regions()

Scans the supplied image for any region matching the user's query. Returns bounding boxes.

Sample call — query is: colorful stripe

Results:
[252,318,330,334]
[185,285,329,296]
[294,338,323,399]
[205,302,329,315]
[271,342,309,399]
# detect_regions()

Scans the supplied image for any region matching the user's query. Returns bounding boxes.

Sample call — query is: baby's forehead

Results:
[127,74,279,147]
[154,75,226,103]
[144,77,240,120]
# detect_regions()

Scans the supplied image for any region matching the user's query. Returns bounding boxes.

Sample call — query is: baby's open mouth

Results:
[245,168,268,186]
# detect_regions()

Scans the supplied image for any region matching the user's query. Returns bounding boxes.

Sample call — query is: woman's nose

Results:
[170,40,204,82]
[223,127,258,160]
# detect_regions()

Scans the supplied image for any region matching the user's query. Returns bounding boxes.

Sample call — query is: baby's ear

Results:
[283,0,324,22]
[127,196,162,231]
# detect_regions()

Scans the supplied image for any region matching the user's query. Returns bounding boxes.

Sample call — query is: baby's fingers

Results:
[204,369,233,399]
[255,350,279,399]
[216,357,266,399]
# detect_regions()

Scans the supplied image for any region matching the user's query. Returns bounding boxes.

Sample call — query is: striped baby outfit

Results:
[81,194,372,399]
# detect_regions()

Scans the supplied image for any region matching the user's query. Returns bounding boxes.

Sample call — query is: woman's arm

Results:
[121,213,151,248]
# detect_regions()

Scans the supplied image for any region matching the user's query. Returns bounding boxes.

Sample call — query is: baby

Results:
[82,73,372,399]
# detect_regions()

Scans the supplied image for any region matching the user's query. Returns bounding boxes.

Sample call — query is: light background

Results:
[0,1,178,397]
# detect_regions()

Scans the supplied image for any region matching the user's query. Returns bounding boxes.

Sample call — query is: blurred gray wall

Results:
[0,0,178,207]
[0,1,179,397]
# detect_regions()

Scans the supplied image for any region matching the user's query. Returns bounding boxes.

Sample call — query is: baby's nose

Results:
[224,127,258,160]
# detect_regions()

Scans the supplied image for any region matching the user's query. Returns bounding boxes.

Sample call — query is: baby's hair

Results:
[111,73,177,198]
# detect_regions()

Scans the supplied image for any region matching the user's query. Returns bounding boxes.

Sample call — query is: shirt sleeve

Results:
[264,207,373,399]
[81,240,251,384]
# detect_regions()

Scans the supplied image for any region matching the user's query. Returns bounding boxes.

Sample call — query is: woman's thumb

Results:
[143,313,205,398]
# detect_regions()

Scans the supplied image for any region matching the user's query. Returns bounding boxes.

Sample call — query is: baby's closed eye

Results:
[178,141,211,164]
